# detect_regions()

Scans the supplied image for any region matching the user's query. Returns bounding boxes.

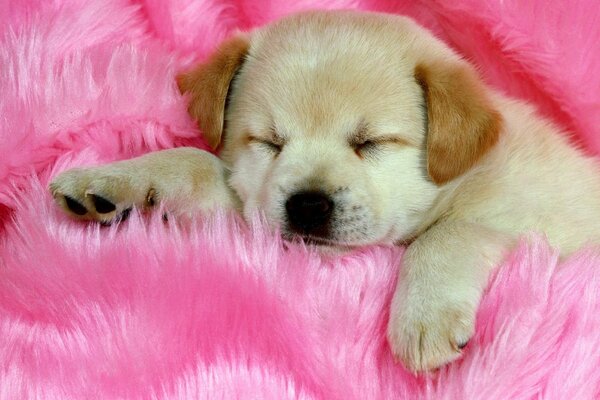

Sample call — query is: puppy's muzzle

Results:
[285,191,334,237]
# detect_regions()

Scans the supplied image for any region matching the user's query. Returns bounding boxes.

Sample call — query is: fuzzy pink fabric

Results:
[1,1,600,398]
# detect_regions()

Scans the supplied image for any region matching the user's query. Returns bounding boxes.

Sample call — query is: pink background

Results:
[1,1,599,398]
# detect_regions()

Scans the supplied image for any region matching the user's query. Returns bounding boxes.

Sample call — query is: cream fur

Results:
[49,10,600,372]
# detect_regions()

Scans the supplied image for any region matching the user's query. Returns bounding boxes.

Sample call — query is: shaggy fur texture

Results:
[1,1,600,398]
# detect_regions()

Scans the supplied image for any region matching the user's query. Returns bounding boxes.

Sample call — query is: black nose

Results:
[285,191,334,236]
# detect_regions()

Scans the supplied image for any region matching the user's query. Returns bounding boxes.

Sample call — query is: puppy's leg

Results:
[49,147,239,223]
[387,220,512,372]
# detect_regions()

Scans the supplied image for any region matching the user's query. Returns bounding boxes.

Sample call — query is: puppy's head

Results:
[178,11,501,246]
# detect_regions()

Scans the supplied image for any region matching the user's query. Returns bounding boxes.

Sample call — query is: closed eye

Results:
[248,136,283,154]
[351,138,387,158]
[351,136,412,158]
[349,121,412,158]
[353,139,377,151]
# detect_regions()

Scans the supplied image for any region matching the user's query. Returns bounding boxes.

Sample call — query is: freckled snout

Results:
[285,191,334,237]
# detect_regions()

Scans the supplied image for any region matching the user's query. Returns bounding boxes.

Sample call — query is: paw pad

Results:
[90,194,116,214]
[64,196,88,216]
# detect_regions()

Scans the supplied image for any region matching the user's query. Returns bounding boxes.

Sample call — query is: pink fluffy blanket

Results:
[1,1,600,399]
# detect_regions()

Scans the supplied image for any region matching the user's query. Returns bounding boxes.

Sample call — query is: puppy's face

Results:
[225,21,435,246]
[178,11,501,247]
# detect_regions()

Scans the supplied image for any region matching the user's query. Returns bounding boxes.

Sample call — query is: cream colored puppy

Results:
[49,10,600,372]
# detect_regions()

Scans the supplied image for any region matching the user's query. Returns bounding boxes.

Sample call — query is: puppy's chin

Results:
[282,233,357,255]
[314,243,356,256]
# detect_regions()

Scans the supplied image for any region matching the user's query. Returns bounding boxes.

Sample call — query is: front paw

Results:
[49,167,152,224]
[387,286,477,372]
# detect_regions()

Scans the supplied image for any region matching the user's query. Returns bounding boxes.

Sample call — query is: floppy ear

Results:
[177,35,250,150]
[415,61,502,185]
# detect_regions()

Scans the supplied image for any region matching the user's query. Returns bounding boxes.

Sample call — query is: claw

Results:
[99,207,132,226]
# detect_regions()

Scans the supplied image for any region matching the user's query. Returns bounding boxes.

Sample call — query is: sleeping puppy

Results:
[49,10,600,372]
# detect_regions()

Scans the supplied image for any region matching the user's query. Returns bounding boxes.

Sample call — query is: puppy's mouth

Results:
[298,236,336,246]
[281,232,352,248]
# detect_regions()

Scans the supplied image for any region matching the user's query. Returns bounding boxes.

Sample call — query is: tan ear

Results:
[415,61,502,185]
[177,35,250,150]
